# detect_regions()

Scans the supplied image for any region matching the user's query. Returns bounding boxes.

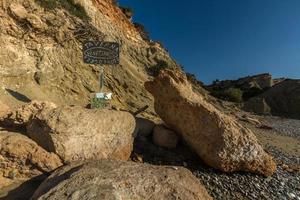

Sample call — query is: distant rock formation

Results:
[244,79,300,119]
[208,73,273,91]
[207,73,273,101]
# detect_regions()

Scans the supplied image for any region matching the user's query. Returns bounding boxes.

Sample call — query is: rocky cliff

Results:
[0,0,178,119]
[244,79,300,119]
[207,73,273,101]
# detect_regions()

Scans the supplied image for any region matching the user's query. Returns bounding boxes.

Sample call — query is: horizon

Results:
[119,0,300,84]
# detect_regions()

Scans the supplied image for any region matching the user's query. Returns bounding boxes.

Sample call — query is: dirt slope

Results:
[0,0,178,118]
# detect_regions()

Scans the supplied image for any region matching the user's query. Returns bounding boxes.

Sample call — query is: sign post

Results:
[99,65,104,92]
[83,41,120,108]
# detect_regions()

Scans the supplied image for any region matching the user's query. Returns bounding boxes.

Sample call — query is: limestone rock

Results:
[9,3,28,20]
[134,117,156,137]
[0,131,62,181]
[31,160,212,200]
[26,14,47,30]
[152,125,179,149]
[145,69,276,176]
[27,106,135,163]
[0,101,57,128]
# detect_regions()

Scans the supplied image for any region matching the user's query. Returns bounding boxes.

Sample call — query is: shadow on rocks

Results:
[0,175,46,200]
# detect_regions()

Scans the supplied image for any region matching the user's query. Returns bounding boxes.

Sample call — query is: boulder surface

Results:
[0,131,62,181]
[0,101,57,128]
[145,69,276,176]
[27,106,135,163]
[0,100,10,118]
[31,159,212,200]
[152,125,179,149]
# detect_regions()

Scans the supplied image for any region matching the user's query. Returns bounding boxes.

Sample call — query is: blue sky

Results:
[119,0,300,84]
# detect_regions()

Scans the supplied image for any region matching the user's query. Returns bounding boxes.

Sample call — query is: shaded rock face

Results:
[152,125,179,149]
[134,117,156,137]
[31,160,212,200]
[243,97,271,115]
[145,69,276,176]
[245,79,300,119]
[27,106,135,163]
[0,131,62,181]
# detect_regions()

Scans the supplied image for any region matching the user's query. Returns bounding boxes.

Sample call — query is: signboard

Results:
[83,41,120,65]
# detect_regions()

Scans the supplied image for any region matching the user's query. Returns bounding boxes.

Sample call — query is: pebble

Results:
[264,116,300,139]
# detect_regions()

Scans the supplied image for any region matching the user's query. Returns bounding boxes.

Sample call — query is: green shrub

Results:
[211,88,243,103]
[134,23,150,41]
[36,0,90,21]
[242,87,264,101]
[149,60,169,77]
[112,0,119,6]
[120,6,133,15]
[225,88,243,102]
[90,97,108,109]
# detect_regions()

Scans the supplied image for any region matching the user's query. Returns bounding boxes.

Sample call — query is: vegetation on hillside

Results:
[36,0,90,20]
[149,60,169,77]
[211,88,243,103]
[134,23,150,41]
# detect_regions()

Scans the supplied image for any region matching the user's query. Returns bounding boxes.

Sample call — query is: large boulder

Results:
[145,69,276,176]
[0,101,57,129]
[26,106,135,163]
[0,100,10,118]
[134,117,156,137]
[0,131,62,181]
[31,160,212,200]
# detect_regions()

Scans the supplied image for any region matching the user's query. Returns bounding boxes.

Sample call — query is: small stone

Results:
[8,170,17,180]
[9,3,28,19]
[288,193,296,199]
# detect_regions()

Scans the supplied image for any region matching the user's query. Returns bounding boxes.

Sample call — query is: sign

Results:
[83,41,120,65]
[95,92,112,100]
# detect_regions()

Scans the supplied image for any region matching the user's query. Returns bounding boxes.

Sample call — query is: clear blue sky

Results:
[119,0,300,84]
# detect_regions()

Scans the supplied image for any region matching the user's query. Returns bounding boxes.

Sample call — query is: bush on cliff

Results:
[36,0,90,20]
[149,60,169,77]
[211,87,243,103]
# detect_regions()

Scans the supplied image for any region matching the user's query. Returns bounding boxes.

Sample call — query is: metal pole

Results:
[99,65,104,92]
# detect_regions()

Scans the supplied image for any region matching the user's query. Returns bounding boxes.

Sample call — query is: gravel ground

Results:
[262,116,300,139]
[133,136,300,200]
[195,145,300,200]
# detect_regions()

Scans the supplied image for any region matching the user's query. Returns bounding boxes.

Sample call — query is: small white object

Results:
[105,93,112,100]
[95,93,105,99]
[95,92,112,100]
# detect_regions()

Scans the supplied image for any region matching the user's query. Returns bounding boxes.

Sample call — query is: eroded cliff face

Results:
[0,0,177,118]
